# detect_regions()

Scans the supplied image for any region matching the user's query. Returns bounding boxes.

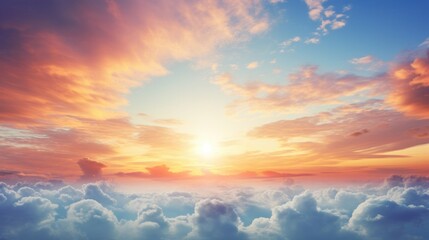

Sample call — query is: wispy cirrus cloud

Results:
[213,66,380,113]
[248,100,429,162]
[0,0,268,127]
[350,56,375,65]
[419,37,429,47]
[350,55,386,72]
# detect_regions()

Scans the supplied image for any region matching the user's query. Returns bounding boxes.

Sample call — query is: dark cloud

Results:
[77,158,106,181]
[350,198,429,239]
[350,129,369,137]
[190,199,248,240]
[0,170,19,176]
[409,126,429,138]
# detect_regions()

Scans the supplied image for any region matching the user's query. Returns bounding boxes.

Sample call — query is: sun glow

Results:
[196,142,216,158]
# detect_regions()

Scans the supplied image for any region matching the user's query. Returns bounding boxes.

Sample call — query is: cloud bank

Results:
[1,176,429,239]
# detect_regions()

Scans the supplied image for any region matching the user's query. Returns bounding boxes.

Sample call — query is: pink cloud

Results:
[331,20,346,29]
[116,165,191,179]
[213,66,381,113]
[78,158,106,181]
[0,0,267,127]
[0,0,268,178]
[0,116,194,178]
[305,0,326,21]
[138,125,192,151]
[248,100,429,162]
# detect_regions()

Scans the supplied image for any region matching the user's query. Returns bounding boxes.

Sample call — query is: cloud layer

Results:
[1,176,429,239]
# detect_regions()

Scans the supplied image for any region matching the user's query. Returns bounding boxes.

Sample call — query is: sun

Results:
[196,142,216,158]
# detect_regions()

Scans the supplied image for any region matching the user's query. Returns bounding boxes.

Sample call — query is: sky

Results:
[2,1,429,240]
[1,0,429,184]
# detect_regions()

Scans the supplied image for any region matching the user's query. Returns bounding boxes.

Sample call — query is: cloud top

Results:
[1,176,429,239]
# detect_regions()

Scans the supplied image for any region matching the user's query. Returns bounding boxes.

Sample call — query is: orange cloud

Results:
[0,116,195,178]
[0,126,116,178]
[387,50,429,118]
[0,0,267,127]
[115,164,314,181]
[248,100,429,162]
[116,165,191,179]
[0,0,269,179]
[138,125,192,152]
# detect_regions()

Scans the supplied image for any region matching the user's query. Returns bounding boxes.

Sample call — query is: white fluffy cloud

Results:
[1,176,429,239]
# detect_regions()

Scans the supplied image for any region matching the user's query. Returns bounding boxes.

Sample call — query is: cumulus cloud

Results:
[349,198,429,239]
[188,199,248,240]
[62,199,118,240]
[84,183,116,205]
[0,176,429,239]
